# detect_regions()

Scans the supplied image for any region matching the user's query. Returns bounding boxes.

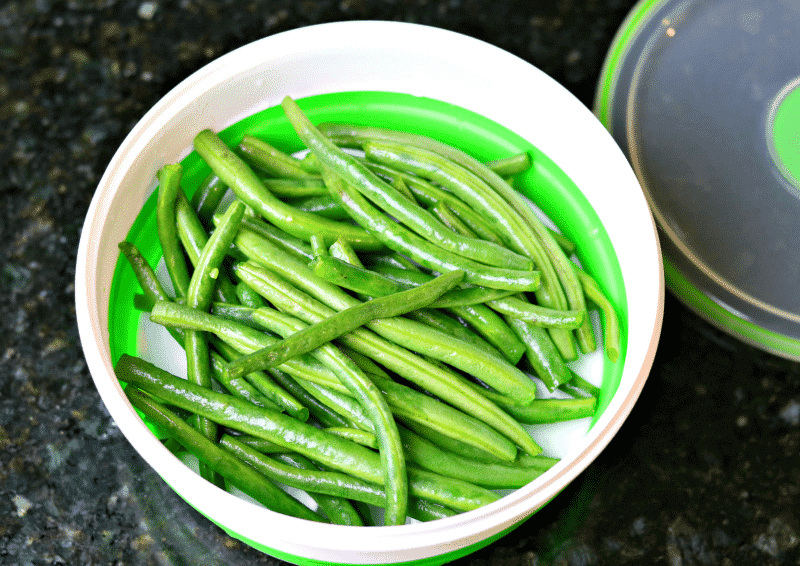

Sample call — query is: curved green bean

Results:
[323,168,541,293]
[175,192,238,304]
[360,264,518,309]
[280,96,533,272]
[190,172,228,228]
[193,129,383,251]
[156,164,191,298]
[125,387,324,522]
[505,315,571,392]
[183,200,245,487]
[266,449,364,526]
[239,134,317,180]
[221,435,485,517]
[574,265,621,363]
[487,297,586,329]
[484,152,532,177]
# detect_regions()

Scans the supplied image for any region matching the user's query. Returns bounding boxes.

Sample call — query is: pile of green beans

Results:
[115,95,621,527]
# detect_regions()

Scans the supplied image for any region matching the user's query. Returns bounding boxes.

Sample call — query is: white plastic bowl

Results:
[76,21,663,565]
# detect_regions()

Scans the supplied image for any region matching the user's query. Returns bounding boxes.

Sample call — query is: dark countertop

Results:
[2,1,799,564]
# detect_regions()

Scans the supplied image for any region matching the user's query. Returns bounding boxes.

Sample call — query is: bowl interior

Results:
[104,90,628,561]
[77,20,661,566]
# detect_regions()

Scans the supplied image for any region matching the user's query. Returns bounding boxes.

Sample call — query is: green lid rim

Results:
[594,0,670,125]
[664,252,800,360]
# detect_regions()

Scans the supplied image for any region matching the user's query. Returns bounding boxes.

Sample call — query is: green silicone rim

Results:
[108,90,627,565]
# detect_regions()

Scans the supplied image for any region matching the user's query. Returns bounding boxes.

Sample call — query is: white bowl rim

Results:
[76,20,664,564]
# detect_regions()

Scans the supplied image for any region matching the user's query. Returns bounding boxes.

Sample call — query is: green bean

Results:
[397,428,544,489]
[269,370,352,429]
[293,376,374,432]
[209,302,263,329]
[403,308,504,360]
[183,200,246,487]
[339,347,387,378]
[362,251,421,272]
[484,152,532,177]
[309,233,328,258]
[565,370,602,398]
[119,241,283,416]
[175,192,238,304]
[226,269,463,380]
[390,175,417,204]
[239,134,317,179]
[284,455,496,515]
[323,168,541,292]
[116,355,497,513]
[448,304,527,366]
[187,201,245,311]
[367,318,536,403]
[228,241,535,402]
[208,348,283,413]
[409,498,458,522]
[325,427,379,449]
[230,259,541,456]
[228,433,295,454]
[151,299,343,420]
[499,397,597,425]
[245,255,536,403]
[233,310,409,525]
[125,387,325,522]
[266,450,364,526]
[364,264,518,309]
[235,281,267,308]
[309,255,403,297]
[259,177,327,198]
[487,297,586,329]
[193,129,383,251]
[328,238,363,267]
[366,163,507,247]
[223,300,410,525]
[190,172,228,228]
[428,200,478,239]
[119,241,171,306]
[156,164,191,298]
[574,265,621,363]
[280,96,533,272]
[287,194,350,220]
[349,133,579,359]
[221,436,477,518]
[548,229,577,256]
[401,420,507,465]
[505,316,570,392]
[270,337,518,463]
[210,336,310,422]
[235,215,313,261]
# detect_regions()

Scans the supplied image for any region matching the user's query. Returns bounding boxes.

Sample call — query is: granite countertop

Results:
[2,1,799,564]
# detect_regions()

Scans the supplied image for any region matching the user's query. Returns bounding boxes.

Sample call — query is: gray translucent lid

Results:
[597,0,800,357]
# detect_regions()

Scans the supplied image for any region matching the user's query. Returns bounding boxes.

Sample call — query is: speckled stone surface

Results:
[1,1,799,564]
